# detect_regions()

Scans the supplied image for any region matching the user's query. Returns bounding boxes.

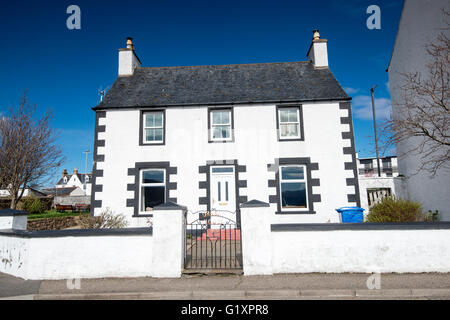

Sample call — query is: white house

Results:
[91,31,361,227]
[356,156,407,212]
[0,187,47,199]
[388,0,450,221]
[56,168,92,196]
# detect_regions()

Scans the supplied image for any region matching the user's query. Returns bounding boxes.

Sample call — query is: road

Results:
[1,272,450,300]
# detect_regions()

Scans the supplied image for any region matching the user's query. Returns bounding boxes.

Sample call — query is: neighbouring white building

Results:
[91,31,361,227]
[0,187,47,199]
[56,168,92,196]
[356,155,407,213]
[388,0,450,221]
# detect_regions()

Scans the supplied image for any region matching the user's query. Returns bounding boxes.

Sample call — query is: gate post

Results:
[240,200,273,275]
[151,202,186,278]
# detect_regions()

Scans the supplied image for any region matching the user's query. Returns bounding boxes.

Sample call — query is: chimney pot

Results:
[313,30,320,41]
[126,37,134,49]
[73,168,78,175]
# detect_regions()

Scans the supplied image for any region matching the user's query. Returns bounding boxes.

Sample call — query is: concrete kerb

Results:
[24,288,450,300]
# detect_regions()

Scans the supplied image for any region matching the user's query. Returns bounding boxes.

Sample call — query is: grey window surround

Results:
[207,107,235,143]
[127,162,177,217]
[139,109,166,146]
[276,104,305,142]
[268,157,320,215]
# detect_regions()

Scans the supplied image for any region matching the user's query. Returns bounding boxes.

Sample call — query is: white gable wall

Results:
[94,102,357,226]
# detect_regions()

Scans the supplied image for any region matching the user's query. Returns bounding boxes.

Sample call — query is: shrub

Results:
[21,196,44,214]
[79,208,128,229]
[366,196,426,222]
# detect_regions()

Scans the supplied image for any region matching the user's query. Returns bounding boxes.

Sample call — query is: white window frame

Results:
[139,168,166,214]
[278,108,301,140]
[143,111,164,144]
[279,165,309,212]
[210,109,232,142]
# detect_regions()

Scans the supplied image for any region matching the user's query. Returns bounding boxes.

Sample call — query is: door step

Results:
[182,269,243,276]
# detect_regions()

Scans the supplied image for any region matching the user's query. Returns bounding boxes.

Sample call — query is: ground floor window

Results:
[279,165,308,211]
[140,169,166,212]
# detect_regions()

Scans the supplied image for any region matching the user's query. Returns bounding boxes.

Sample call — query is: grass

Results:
[28,210,90,220]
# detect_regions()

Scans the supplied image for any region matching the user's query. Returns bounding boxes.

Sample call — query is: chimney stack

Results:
[307,30,329,68]
[118,37,141,76]
[73,168,78,175]
[62,169,68,178]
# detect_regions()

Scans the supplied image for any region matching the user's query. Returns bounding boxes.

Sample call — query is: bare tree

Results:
[383,12,450,177]
[0,94,64,209]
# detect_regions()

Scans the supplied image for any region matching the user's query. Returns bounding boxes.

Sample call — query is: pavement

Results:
[1,272,450,300]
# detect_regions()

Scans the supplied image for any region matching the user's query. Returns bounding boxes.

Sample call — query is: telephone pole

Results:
[82,150,90,190]
[370,85,381,177]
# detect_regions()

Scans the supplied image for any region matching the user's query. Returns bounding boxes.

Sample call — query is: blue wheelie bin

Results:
[336,207,365,223]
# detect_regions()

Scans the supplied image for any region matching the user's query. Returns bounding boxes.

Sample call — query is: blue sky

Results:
[0,0,403,186]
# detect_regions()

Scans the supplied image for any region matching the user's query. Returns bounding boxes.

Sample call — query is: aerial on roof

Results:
[94,61,349,110]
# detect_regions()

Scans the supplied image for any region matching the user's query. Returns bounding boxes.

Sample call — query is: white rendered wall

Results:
[240,205,273,275]
[0,216,27,230]
[388,0,450,220]
[0,234,153,280]
[151,208,185,278]
[308,42,328,68]
[271,229,450,273]
[358,177,407,213]
[118,50,141,76]
[96,102,355,226]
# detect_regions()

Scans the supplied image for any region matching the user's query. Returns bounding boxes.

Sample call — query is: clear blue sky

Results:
[0,0,403,186]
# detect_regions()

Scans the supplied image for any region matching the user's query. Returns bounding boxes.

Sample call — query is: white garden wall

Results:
[0,230,153,280]
[271,228,450,273]
[240,202,450,275]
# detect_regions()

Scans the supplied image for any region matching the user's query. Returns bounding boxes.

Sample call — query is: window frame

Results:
[279,165,309,212]
[276,105,304,141]
[139,168,166,214]
[140,109,166,146]
[208,108,234,143]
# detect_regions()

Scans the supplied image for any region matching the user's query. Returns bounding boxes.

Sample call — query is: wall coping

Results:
[0,209,29,217]
[153,201,187,211]
[271,222,450,232]
[0,227,153,238]
[240,200,270,208]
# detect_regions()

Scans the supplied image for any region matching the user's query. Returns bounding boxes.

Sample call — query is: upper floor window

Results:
[209,109,233,142]
[143,111,164,144]
[277,106,303,141]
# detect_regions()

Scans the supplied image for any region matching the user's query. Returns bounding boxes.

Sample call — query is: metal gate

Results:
[184,209,242,271]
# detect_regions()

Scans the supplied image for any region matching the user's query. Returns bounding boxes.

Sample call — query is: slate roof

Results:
[42,187,78,196]
[94,61,349,110]
[56,173,92,186]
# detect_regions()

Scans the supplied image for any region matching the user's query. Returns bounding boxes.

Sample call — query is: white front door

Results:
[210,166,236,227]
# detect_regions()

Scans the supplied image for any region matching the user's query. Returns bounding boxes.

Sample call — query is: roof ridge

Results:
[138,60,312,70]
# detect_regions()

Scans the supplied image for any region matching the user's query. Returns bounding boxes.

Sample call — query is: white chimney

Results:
[307,30,328,68]
[118,37,141,76]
